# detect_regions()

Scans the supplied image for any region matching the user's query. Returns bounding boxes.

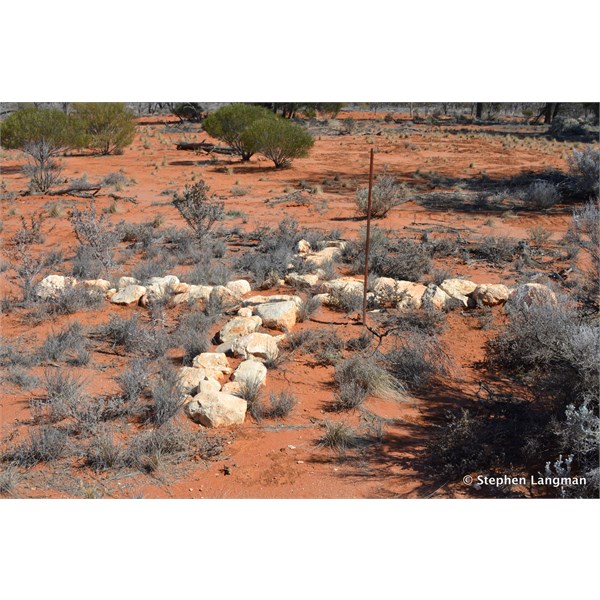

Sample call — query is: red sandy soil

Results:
[0,112,594,498]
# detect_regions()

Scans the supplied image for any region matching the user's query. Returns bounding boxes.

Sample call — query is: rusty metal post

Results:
[362,149,374,326]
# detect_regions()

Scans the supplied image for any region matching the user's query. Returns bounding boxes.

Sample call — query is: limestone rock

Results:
[146,275,180,300]
[472,284,510,306]
[221,381,242,396]
[186,392,247,427]
[322,277,364,294]
[223,332,279,361]
[192,352,232,378]
[421,284,465,310]
[219,316,262,343]
[297,239,311,255]
[237,307,253,317]
[510,283,557,307]
[110,284,147,306]
[118,276,140,290]
[198,378,222,394]
[285,272,320,289]
[440,278,478,298]
[178,366,210,394]
[169,285,214,306]
[226,279,251,297]
[243,294,302,308]
[255,300,298,332]
[371,278,427,309]
[81,279,112,292]
[305,246,341,268]
[35,275,77,300]
[231,359,267,386]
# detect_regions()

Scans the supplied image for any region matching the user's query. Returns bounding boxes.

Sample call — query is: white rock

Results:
[219,315,262,343]
[509,283,557,307]
[229,332,280,361]
[322,277,364,294]
[255,300,298,332]
[81,279,112,292]
[170,284,214,306]
[146,275,180,300]
[421,284,464,310]
[243,294,303,307]
[198,378,222,394]
[231,360,267,386]
[439,278,478,298]
[212,285,238,305]
[472,284,510,306]
[372,278,427,309]
[305,246,340,268]
[118,276,140,290]
[192,352,232,378]
[186,392,247,427]
[285,272,320,288]
[35,275,77,300]
[222,381,243,396]
[297,239,311,255]
[226,279,251,297]
[110,284,147,305]
[178,366,210,394]
[237,307,253,317]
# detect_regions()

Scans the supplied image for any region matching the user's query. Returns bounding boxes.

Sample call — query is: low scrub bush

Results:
[520,180,561,209]
[355,174,406,218]
[318,420,358,452]
[7,426,70,466]
[475,235,516,264]
[385,330,449,390]
[149,362,184,426]
[568,147,600,198]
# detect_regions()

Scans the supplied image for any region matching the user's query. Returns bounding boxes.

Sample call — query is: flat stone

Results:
[110,284,147,306]
[243,294,303,308]
[192,352,232,377]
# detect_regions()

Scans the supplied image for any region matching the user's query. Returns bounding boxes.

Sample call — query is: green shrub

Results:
[0,107,79,152]
[203,103,275,161]
[241,117,314,168]
[71,102,136,155]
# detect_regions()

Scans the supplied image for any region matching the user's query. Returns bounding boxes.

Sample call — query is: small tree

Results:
[203,103,275,161]
[0,107,81,193]
[172,181,224,248]
[241,117,314,168]
[71,103,136,155]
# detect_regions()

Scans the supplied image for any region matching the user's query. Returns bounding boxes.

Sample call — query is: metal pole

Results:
[362,148,374,326]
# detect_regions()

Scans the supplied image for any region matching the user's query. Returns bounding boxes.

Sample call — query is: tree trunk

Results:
[476,103,483,119]
[543,103,554,124]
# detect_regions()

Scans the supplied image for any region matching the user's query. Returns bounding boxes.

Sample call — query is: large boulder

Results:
[198,378,222,394]
[472,284,510,307]
[221,381,242,396]
[218,332,279,361]
[191,352,232,379]
[226,279,252,297]
[212,285,239,305]
[231,359,267,386]
[510,283,557,307]
[186,392,247,427]
[255,300,298,332]
[35,275,77,300]
[110,284,147,306]
[219,315,262,343]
